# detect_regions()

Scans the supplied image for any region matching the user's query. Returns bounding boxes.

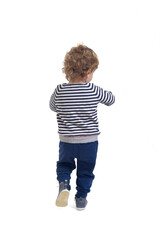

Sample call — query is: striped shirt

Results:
[49,83,115,136]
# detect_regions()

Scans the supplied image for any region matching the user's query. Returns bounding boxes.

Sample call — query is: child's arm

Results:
[49,89,57,112]
[99,87,115,106]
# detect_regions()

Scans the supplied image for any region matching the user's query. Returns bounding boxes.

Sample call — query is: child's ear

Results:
[87,70,92,74]
[86,70,92,76]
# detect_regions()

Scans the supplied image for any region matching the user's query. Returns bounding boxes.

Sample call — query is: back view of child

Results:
[49,44,115,210]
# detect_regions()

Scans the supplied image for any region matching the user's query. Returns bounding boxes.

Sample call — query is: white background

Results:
[0,0,160,239]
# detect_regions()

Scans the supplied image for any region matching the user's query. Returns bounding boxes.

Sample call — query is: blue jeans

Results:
[57,141,98,198]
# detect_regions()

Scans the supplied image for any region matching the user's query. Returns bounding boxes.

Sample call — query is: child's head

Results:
[62,44,99,82]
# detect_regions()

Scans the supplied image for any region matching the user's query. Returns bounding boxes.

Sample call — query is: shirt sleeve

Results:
[98,87,115,106]
[49,88,57,112]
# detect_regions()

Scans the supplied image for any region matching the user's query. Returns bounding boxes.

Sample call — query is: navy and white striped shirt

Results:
[50,83,115,136]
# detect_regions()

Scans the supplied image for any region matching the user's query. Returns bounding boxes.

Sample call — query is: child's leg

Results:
[75,141,98,198]
[56,141,76,184]
[56,141,76,207]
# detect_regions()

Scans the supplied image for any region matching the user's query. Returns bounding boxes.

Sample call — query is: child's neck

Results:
[68,80,86,84]
[68,71,93,84]
[68,78,91,84]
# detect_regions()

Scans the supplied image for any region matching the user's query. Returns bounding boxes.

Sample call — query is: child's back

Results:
[50,82,115,137]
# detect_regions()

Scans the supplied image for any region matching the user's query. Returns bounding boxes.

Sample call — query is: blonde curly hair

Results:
[62,44,99,81]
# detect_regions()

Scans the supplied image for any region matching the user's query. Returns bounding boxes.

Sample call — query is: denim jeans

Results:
[56,141,98,198]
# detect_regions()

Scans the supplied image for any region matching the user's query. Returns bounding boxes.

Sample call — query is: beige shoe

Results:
[56,189,70,207]
[56,181,70,207]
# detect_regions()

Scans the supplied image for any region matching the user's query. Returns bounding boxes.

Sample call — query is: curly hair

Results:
[62,44,99,81]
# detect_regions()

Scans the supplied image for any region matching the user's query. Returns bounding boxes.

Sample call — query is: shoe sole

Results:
[76,207,85,211]
[56,190,69,207]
